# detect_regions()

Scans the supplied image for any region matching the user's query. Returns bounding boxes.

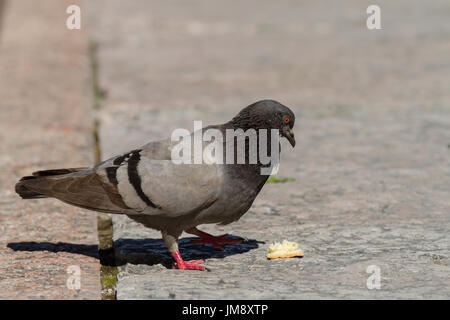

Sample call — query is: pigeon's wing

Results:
[15,140,174,214]
[95,147,222,217]
[17,137,221,216]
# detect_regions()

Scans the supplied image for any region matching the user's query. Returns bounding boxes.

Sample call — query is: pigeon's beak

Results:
[282,126,296,148]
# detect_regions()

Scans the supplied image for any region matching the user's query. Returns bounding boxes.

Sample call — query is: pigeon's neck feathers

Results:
[226,110,269,131]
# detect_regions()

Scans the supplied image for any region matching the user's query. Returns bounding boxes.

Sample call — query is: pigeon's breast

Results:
[194,164,268,225]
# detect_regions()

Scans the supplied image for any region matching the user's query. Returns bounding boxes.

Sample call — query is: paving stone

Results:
[0,0,100,299]
[88,0,450,299]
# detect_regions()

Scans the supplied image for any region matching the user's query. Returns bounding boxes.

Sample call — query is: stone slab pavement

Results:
[0,0,100,299]
[88,1,450,299]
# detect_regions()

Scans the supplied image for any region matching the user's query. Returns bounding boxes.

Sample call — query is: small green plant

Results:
[100,265,118,300]
[266,176,296,184]
[101,272,118,288]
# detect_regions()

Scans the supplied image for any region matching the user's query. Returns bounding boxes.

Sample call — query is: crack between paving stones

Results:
[89,41,118,300]
[0,0,6,39]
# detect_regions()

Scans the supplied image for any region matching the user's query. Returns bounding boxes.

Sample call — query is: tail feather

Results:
[15,179,47,199]
[15,167,88,199]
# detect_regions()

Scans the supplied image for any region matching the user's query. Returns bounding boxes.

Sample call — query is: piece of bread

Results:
[267,240,304,259]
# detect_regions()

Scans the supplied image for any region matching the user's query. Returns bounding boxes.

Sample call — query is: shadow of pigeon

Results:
[7,236,264,269]
[114,236,264,268]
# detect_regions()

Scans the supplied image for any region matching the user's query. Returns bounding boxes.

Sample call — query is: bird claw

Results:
[172,259,205,271]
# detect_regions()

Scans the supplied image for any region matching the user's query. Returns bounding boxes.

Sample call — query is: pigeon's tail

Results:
[15,168,89,199]
[15,176,47,199]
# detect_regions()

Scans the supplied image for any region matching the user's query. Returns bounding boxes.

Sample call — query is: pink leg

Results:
[172,250,205,271]
[190,230,243,250]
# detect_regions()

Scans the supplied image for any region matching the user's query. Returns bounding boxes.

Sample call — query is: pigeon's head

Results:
[230,99,296,147]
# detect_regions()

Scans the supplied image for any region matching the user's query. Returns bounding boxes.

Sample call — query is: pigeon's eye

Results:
[283,116,290,124]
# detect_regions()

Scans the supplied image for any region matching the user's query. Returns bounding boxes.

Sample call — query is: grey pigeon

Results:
[15,100,296,271]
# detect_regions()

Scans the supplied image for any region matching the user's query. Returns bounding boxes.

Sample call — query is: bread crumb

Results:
[267,240,304,259]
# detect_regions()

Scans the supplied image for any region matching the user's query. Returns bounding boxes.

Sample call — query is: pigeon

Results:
[15,99,296,271]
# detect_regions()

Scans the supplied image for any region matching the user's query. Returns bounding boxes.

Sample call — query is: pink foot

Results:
[172,251,205,271]
[191,233,243,250]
